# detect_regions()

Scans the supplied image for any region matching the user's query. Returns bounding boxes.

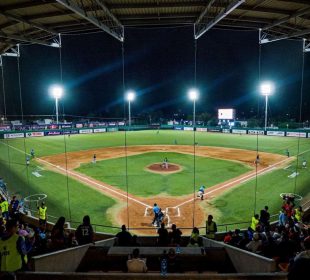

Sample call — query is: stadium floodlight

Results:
[126,90,136,128]
[260,81,274,131]
[188,88,199,101]
[188,88,199,127]
[49,85,64,124]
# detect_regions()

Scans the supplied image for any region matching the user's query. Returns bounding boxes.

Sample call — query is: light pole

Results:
[188,88,199,227]
[189,88,199,128]
[126,91,135,129]
[260,82,274,131]
[50,85,63,124]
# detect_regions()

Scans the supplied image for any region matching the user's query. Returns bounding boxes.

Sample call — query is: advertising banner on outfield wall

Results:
[232,129,247,134]
[93,128,107,133]
[44,131,62,136]
[174,126,183,130]
[207,128,222,132]
[267,131,285,136]
[248,130,265,135]
[107,127,118,132]
[196,127,208,132]
[4,133,24,139]
[26,132,44,137]
[222,129,230,133]
[79,129,93,134]
[184,127,194,131]
[63,130,79,135]
[286,132,307,138]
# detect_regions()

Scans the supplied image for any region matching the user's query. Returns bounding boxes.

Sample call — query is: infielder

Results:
[197,186,205,200]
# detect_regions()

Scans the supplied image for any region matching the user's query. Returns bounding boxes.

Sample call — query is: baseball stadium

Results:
[0,0,310,279]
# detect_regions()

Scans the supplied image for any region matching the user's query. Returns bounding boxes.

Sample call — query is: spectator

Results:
[37,202,47,226]
[115,225,132,246]
[0,198,9,221]
[127,248,147,273]
[206,215,217,239]
[238,231,250,250]
[50,216,66,250]
[75,215,94,245]
[9,196,19,218]
[0,219,28,272]
[293,206,303,222]
[167,248,182,273]
[250,214,259,231]
[246,232,262,253]
[131,235,140,247]
[187,238,199,247]
[157,223,169,246]
[223,231,233,244]
[190,227,202,246]
[230,229,242,246]
[259,206,270,229]
[168,224,182,245]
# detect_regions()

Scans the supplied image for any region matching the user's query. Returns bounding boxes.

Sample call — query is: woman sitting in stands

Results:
[50,216,67,250]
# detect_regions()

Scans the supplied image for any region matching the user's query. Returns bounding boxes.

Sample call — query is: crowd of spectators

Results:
[0,182,95,273]
[222,196,309,276]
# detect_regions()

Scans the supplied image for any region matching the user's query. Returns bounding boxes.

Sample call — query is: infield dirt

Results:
[39,145,288,234]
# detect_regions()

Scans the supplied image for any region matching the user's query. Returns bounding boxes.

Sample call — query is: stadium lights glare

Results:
[50,85,64,99]
[259,81,274,131]
[188,88,199,101]
[49,84,64,125]
[126,91,135,102]
[126,90,136,128]
[260,82,274,96]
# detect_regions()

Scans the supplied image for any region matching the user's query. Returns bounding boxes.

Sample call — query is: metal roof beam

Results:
[0,46,20,57]
[303,39,310,52]
[262,7,310,31]
[195,0,245,40]
[260,28,310,44]
[2,0,54,12]
[0,32,59,48]
[55,0,124,42]
[0,10,58,35]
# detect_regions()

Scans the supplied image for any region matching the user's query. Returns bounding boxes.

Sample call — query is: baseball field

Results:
[0,130,309,233]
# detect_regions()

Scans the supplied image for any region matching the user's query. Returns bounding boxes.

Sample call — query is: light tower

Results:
[260,82,274,131]
[126,90,135,128]
[49,85,63,124]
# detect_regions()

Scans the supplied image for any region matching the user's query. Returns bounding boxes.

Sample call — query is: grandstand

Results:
[1,0,310,279]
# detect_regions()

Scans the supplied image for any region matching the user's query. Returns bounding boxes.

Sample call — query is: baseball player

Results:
[26,156,30,166]
[254,154,260,165]
[92,154,96,164]
[302,159,307,168]
[197,186,205,200]
[30,148,35,158]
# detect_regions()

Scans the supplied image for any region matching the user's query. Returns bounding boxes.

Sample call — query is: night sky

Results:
[0,26,309,122]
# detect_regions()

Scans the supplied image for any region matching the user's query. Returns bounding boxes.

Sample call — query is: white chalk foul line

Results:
[0,141,151,209]
[175,157,292,208]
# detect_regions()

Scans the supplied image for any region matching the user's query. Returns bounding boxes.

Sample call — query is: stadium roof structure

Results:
[0,0,310,55]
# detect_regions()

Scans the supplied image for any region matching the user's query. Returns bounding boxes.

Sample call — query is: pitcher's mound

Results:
[146,163,182,174]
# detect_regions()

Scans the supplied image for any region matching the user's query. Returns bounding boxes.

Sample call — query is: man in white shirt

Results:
[127,248,147,273]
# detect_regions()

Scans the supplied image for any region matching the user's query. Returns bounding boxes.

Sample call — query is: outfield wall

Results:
[0,125,310,139]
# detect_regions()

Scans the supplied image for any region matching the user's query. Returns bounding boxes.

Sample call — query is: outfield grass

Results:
[0,130,309,231]
[76,152,251,196]
[2,130,309,157]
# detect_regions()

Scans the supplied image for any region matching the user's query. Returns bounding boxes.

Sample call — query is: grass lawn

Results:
[212,155,310,231]
[1,130,309,158]
[76,152,251,196]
